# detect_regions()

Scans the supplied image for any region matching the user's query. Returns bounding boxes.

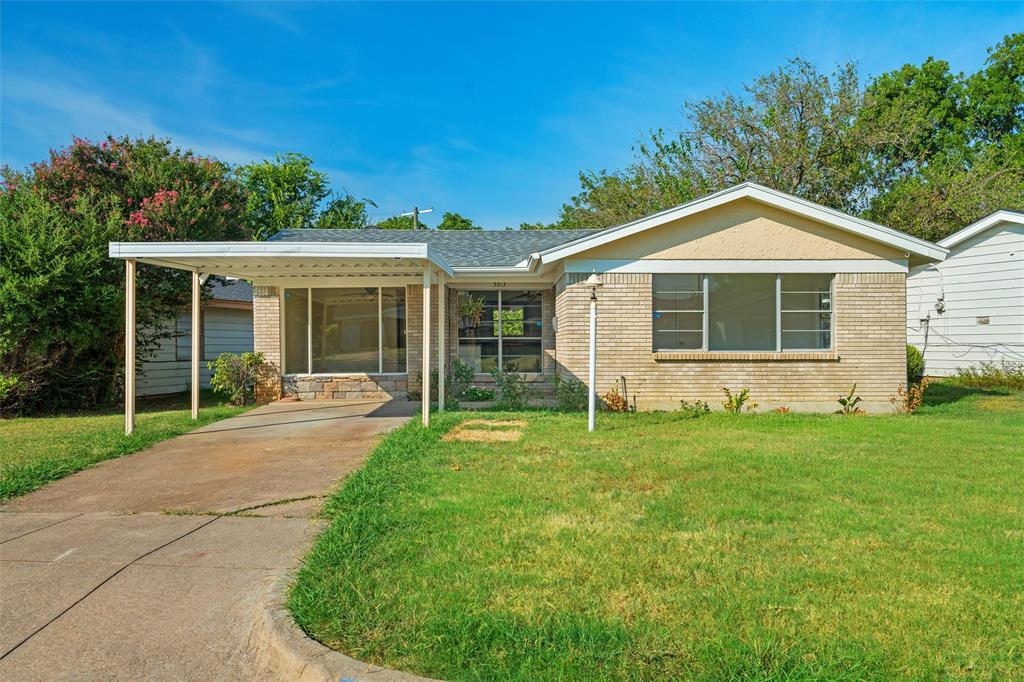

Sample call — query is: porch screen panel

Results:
[500,290,543,372]
[283,288,309,374]
[781,274,832,350]
[457,291,500,373]
[381,287,407,373]
[312,288,379,373]
[708,274,777,351]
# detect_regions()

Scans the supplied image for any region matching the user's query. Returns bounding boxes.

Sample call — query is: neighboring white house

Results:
[907,210,1024,376]
[138,278,254,396]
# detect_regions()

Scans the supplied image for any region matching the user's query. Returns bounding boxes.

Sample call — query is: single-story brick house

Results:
[110,182,948,431]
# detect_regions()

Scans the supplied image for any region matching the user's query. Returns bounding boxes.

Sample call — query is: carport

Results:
[109,240,454,433]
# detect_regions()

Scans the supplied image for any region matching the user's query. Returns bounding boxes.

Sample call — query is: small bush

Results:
[952,361,1024,390]
[892,377,931,414]
[678,399,711,418]
[461,386,495,402]
[721,387,757,413]
[490,365,535,410]
[907,345,925,384]
[835,384,863,415]
[553,373,588,412]
[208,352,269,406]
[601,387,628,412]
[774,406,792,414]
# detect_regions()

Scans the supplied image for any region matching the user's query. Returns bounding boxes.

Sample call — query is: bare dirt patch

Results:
[442,419,526,443]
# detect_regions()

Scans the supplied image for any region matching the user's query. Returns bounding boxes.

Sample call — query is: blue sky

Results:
[1,2,1020,228]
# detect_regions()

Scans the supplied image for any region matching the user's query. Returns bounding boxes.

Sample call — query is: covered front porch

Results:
[110,241,455,432]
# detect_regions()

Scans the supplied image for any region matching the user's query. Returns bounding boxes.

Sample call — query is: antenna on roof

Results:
[400,206,434,230]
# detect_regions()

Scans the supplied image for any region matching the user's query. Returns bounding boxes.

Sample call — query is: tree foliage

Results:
[552,33,1024,240]
[1,136,250,413]
[235,152,330,239]
[317,191,377,229]
[436,211,481,230]
[375,214,425,230]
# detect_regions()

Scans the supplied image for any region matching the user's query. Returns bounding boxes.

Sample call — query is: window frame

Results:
[456,289,544,375]
[651,273,834,353]
[281,286,408,376]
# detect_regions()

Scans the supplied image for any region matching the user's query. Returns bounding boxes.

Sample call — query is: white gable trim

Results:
[532,183,947,265]
[938,210,1024,249]
[564,258,908,274]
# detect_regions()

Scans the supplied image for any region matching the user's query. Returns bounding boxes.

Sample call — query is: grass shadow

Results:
[921,382,1005,407]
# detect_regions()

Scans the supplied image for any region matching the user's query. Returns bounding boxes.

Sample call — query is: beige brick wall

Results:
[252,285,282,403]
[554,272,906,412]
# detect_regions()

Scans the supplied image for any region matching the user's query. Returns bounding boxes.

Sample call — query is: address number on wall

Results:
[491,282,506,288]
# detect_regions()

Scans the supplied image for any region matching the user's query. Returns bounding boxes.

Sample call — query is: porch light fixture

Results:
[586,272,603,432]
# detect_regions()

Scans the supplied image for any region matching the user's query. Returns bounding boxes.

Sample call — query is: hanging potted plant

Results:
[458,294,486,330]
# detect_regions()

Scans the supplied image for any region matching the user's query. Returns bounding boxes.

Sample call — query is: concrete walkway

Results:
[0,399,415,681]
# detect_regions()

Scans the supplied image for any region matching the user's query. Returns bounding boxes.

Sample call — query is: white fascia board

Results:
[564,258,909,274]
[536,183,948,264]
[938,210,1024,249]
[108,241,454,275]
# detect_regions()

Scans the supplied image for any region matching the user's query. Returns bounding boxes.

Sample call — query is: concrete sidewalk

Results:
[0,399,415,681]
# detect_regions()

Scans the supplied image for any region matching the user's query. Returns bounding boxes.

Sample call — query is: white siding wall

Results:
[907,223,1024,376]
[138,307,254,396]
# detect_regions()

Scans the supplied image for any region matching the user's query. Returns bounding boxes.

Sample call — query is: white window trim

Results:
[652,273,834,353]
[282,286,408,376]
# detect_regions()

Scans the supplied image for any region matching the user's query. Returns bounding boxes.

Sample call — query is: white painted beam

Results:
[125,259,136,435]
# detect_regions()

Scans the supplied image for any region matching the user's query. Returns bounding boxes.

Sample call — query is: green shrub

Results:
[906,345,925,384]
[490,365,535,410]
[721,387,757,413]
[952,361,1024,390]
[461,386,495,402]
[208,352,269,406]
[553,373,588,412]
[678,399,711,418]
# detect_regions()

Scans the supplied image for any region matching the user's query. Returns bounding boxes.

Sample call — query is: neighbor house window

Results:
[458,290,542,373]
[283,287,406,374]
[652,274,833,352]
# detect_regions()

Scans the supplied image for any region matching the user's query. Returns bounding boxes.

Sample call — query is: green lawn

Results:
[290,383,1024,681]
[0,391,251,500]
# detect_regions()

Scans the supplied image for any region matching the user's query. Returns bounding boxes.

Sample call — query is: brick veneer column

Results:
[253,285,282,403]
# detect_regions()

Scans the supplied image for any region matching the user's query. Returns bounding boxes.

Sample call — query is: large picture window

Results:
[652,274,832,352]
[283,287,406,374]
[458,290,543,373]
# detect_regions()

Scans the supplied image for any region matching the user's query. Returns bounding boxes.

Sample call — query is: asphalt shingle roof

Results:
[268,228,606,267]
[209,277,253,302]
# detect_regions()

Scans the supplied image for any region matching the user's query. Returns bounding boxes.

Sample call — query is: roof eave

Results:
[938,210,1024,249]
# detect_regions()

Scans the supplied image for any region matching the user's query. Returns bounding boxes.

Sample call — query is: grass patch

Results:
[0,391,251,500]
[290,384,1024,681]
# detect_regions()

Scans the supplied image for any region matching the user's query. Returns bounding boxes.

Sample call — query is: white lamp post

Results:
[585,272,603,432]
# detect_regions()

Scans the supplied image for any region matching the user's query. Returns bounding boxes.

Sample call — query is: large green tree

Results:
[235,152,330,240]
[553,34,1023,240]
[858,34,1024,240]
[0,136,250,413]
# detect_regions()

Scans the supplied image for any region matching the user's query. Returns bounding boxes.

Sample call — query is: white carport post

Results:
[422,266,431,427]
[124,259,136,435]
[191,270,200,420]
[437,272,445,413]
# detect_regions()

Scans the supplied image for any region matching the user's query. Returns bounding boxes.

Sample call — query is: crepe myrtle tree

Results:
[0,135,251,413]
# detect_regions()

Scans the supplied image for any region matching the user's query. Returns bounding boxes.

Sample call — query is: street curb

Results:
[254,572,441,682]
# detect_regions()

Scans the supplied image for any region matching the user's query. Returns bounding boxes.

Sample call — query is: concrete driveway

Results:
[0,399,416,681]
